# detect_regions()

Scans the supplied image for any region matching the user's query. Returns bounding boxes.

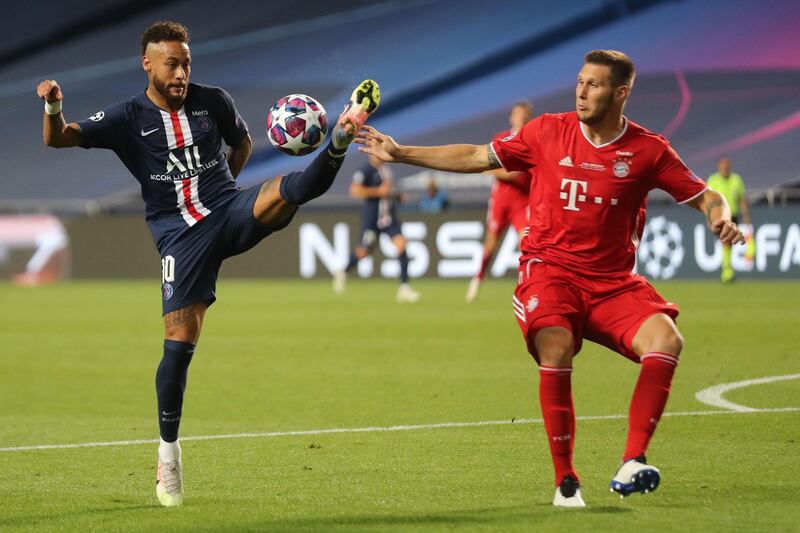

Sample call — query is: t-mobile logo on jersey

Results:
[559,178,620,211]
[559,178,588,211]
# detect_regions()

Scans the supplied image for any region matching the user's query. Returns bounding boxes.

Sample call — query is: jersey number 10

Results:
[162,255,176,283]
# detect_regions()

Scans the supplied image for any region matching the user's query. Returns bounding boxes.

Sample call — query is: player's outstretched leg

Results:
[332,79,380,150]
[613,315,682,499]
[279,80,380,207]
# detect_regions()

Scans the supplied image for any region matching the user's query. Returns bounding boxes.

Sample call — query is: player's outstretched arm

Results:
[37,80,83,148]
[687,188,745,245]
[355,126,500,173]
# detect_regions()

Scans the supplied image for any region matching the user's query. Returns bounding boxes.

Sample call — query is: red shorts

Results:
[487,192,528,235]
[511,259,679,363]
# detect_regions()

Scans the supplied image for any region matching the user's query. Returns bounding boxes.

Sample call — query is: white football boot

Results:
[396,283,421,303]
[553,475,586,508]
[465,276,481,303]
[610,456,661,498]
[332,270,347,294]
[156,440,184,507]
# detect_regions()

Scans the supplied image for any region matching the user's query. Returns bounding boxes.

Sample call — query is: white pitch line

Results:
[1,407,797,453]
[695,373,800,412]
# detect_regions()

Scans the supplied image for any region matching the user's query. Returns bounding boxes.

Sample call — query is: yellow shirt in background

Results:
[707,172,745,217]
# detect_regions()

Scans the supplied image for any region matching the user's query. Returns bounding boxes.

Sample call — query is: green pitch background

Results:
[1,280,798,532]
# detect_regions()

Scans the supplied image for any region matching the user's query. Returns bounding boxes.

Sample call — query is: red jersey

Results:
[490,129,532,199]
[491,112,706,277]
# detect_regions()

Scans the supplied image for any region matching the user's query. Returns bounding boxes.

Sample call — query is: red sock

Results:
[477,252,491,280]
[538,366,577,486]
[624,352,678,461]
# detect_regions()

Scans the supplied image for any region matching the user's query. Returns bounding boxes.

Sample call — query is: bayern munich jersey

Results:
[491,129,532,199]
[76,83,249,249]
[353,163,397,229]
[490,112,707,276]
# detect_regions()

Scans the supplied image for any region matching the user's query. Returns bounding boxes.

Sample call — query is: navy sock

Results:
[156,340,195,442]
[345,252,359,272]
[399,251,410,283]
[279,142,347,205]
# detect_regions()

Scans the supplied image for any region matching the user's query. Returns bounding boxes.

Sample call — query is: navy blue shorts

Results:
[158,183,295,315]
[358,220,402,249]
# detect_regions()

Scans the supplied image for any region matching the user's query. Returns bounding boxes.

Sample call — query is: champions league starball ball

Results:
[266,94,328,156]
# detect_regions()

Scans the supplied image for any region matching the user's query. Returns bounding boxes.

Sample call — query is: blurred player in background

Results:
[357,50,743,507]
[707,156,752,282]
[37,20,380,507]
[467,101,534,303]
[333,155,421,303]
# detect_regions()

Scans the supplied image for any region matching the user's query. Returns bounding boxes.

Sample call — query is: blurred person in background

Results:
[417,177,449,212]
[0,215,69,285]
[707,156,752,283]
[333,154,420,302]
[467,101,534,303]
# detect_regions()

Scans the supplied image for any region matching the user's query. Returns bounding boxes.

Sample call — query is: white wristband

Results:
[44,100,62,115]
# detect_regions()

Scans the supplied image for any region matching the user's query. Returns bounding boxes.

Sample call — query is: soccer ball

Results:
[266,94,328,156]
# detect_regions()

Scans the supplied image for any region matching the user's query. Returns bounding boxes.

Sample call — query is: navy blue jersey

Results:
[76,83,249,249]
[352,163,397,229]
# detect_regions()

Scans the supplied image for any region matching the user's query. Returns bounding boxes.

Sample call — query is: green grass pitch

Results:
[0,279,798,531]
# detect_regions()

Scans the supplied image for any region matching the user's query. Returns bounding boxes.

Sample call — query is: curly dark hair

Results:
[141,21,190,56]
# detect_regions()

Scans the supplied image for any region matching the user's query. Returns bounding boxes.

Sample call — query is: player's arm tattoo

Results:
[487,146,502,170]
[704,198,722,220]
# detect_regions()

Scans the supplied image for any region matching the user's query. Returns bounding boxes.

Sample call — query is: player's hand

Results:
[37,80,63,103]
[711,218,745,245]
[355,125,400,162]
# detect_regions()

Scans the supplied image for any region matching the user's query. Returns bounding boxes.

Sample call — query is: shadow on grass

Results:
[0,503,154,528]
[262,503,633,530]
[0,501,633,529]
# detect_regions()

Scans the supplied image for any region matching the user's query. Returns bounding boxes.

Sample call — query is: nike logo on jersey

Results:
[141,127,160,137]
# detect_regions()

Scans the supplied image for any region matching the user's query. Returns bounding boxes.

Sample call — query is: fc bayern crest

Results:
[613,160,630,178]
[162,282,174,301]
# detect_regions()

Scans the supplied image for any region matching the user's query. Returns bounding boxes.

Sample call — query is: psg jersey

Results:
[490,112,707,277]
[76,83,249,250]
[353,163,397,229]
